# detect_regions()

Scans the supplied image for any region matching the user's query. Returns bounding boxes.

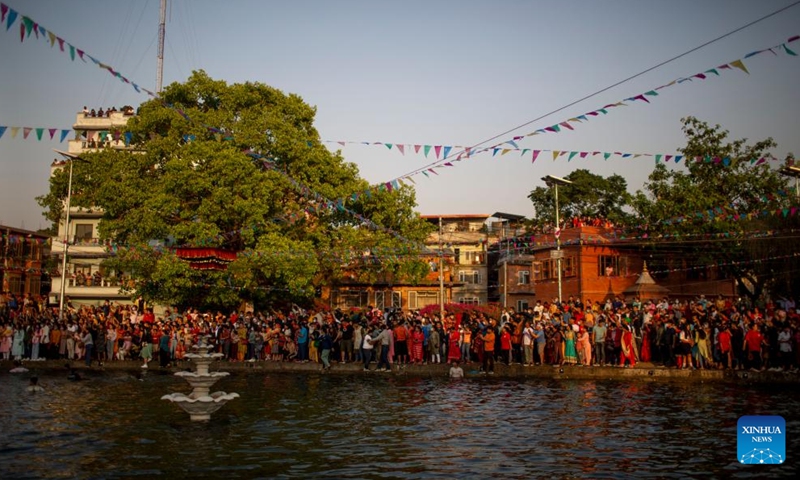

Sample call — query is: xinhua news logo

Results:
[737,415,786,465]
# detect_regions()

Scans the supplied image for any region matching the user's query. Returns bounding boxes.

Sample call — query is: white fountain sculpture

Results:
[161,336,239,421]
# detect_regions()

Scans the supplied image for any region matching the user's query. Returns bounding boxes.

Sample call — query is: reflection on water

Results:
[0,371,798,478]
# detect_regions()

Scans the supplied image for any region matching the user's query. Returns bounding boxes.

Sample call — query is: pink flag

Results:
[48,128,56,139]
[414,144,421,154]
[434,145,442,158]
[23,127,32,139]
[396,144,405,155]
[532,150,541,163]
[559,121,574,130]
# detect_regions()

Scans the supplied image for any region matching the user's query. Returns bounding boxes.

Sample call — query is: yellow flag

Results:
[729,59,749,74]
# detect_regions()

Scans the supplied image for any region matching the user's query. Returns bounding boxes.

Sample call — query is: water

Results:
[1,370,798,478]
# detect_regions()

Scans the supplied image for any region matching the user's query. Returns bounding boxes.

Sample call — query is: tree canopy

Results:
[527,169,633,228]
[631,116,799,302]
[38,71,434,310]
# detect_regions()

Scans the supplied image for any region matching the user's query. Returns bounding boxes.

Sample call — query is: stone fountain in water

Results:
[161,336,239,421]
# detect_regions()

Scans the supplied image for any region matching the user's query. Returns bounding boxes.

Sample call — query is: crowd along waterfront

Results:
[1,370,799,478]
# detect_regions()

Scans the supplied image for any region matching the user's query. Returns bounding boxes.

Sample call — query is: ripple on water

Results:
[1,372,799,478]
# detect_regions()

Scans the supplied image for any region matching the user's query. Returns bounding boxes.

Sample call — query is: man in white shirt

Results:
[449,361,464,378]
[362,330,374,371]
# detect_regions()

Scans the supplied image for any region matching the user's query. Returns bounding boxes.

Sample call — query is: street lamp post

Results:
[53,149,84,321]
[542,175,573,304]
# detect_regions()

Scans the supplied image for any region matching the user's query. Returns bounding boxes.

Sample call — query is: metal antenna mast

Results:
[156,0,167,93]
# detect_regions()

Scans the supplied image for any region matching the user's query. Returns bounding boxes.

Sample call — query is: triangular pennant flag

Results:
[396,144,405,155]
[414,144,421,154]
[48,128,56,139]
[35,128,43,140]
[5,8,16,31]
[428,168,439,175]
[675,155,683,163]
[492,148,500,156]
[442,146,451,158]
[0,3,7,24]
[444,162,454,167]
[579,151,588,158]
[506,140,519,149]
[521,148,530,156]
[559,121,574,130]
[644,90,658,97]
[693,73,707,80]
[552,151,560,161]
[69,45,75,61]
[21,16,33,37]
[545,125,561,133]
[385,143,393,150]
[568,151,577,161]
[422,145,430,158]
[655,154,662,163]
[434,145,442,158]
[729,59,749,74]
[603,152,611,160]
[47,30,56,46]
[531,150,540,163]
[501,149,511,156]
[0,126,5,139]
[57,36,65,51]
[76,48,85,61]
[722,157,731,167]
[633,94,649,103]
[60,129,70,142]
[704,68,719,76]
[784,44,797,56]
[22,127,32,139]
[665,155,672,162]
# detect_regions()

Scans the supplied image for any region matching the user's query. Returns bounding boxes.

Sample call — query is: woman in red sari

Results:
[447,327,461,362]
[411,325,424,364]
[640,323,652,362]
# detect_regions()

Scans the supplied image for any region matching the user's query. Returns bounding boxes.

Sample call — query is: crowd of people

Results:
[1,292,799,375]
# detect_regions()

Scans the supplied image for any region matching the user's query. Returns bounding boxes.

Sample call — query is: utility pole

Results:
[542,175,573,305]
[503,222,508,308]
[438,216,445,322]
[156,0,167,93]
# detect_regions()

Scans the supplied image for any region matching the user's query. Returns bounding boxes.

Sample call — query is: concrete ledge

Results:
[3,360,798,385]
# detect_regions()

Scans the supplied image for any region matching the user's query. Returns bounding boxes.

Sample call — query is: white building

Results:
[49,107,136,306]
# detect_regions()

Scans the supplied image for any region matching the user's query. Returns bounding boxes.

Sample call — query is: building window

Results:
[332,290,369,309]
[517,300,529,311]
[461,251,483,265]
[459,270,481,284]
[27,276,41,296]
[75,223,94,241]
[408,291,441,309]
[518,270,530,285]
[535,257,577,281]
[6,274,22,295]
[458,296,480,305]
[375,291,402,310]
[598,256,628,277]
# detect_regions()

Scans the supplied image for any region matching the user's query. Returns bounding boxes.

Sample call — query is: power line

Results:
[395,0,800,181]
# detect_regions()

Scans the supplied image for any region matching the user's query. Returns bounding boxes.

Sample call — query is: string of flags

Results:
[3,0,797,251]
[322,140,782,167]
[0,126,70,142]
[0,2,433,254]
[367,33,799,189]
[1,2,158,97]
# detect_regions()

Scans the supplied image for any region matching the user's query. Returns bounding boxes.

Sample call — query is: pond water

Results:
[0,370,798,478]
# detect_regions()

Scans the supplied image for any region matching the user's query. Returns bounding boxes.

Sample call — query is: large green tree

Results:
[39,71,434,310]
[631,117,799,302]
[527,169,634,228]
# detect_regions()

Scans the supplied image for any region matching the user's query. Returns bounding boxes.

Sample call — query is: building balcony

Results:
[50,275,131,301]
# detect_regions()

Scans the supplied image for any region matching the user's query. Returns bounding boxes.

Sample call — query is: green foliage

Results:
[632,117,798,302]
[38,71,433,310]
[528,169,633,227]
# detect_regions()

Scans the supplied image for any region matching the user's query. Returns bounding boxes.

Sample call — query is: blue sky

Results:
[1,0,799,231]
